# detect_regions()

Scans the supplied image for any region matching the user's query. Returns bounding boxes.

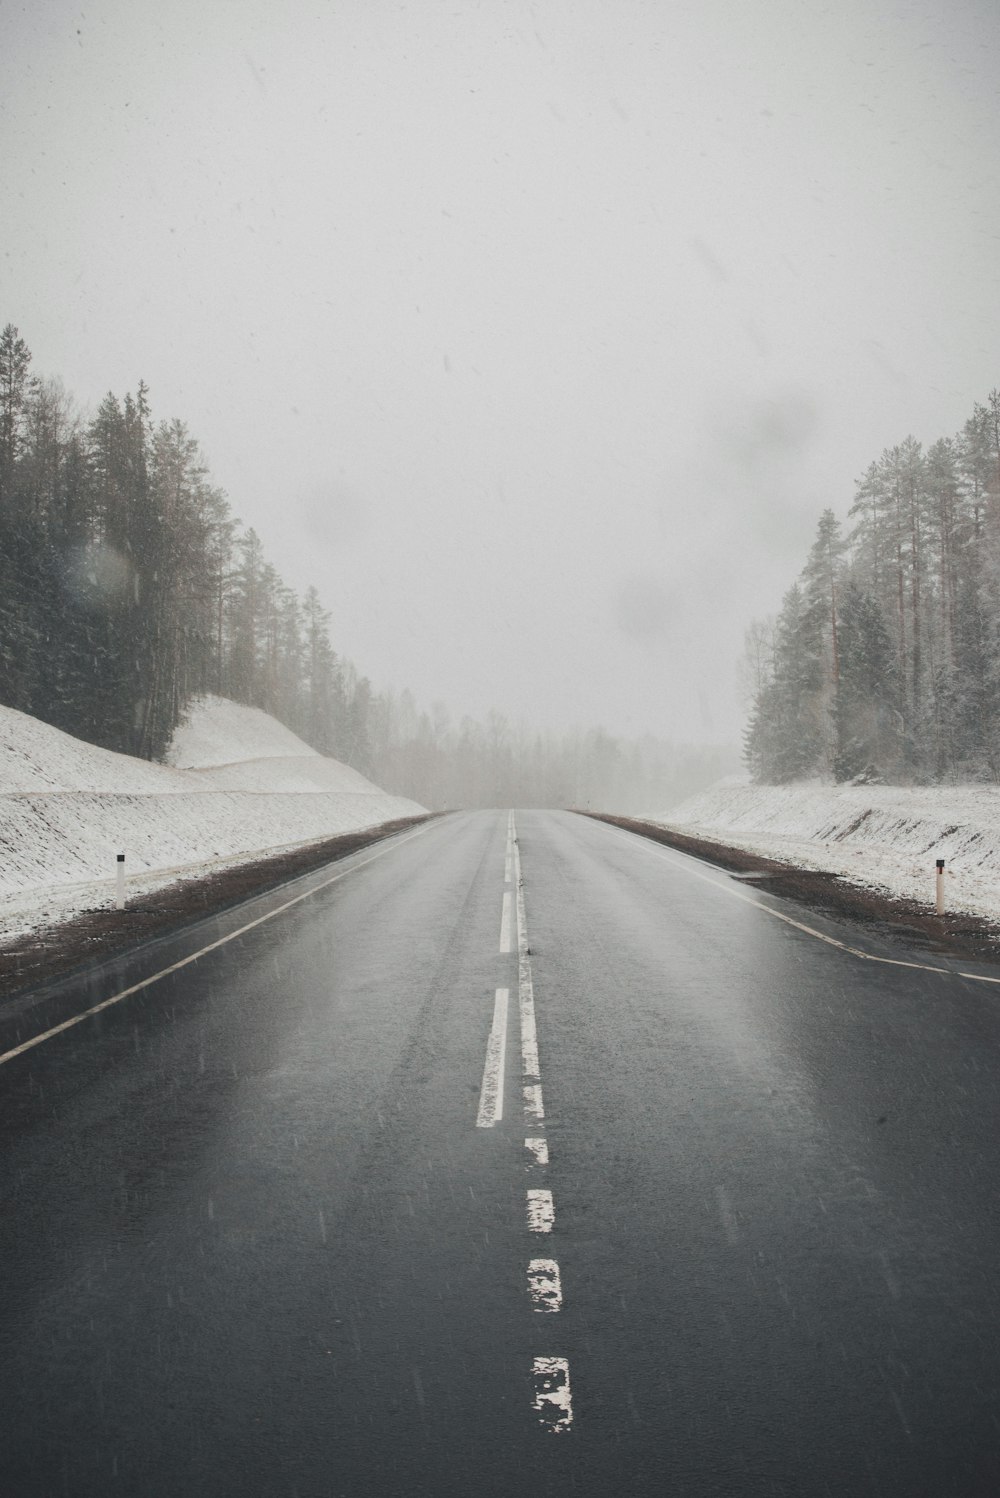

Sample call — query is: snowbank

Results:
[0,697,425,940]
[166,696,329,770]
[1,708,191,795]
[652,777,1000,922]
[168,696,382,794]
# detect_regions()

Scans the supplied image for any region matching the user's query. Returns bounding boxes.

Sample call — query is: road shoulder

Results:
[0,813,441,1004]
[579,811,1000,969]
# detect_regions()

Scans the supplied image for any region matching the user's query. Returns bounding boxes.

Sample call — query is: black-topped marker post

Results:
[116,853,125,911]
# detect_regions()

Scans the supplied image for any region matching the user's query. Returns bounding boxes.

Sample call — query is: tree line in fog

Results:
[365,699,735,812]
[744,385,1000,784]
[0,323,726,810]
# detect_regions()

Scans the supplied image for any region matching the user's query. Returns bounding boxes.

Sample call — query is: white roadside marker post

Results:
[116,853,125,911]
[936,858,945,916]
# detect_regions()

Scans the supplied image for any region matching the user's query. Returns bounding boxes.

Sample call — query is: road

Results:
[3,809,1000,1496]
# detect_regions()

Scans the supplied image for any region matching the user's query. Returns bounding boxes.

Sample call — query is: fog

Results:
[4,0,999,745]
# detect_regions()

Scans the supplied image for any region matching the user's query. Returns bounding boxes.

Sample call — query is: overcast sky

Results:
[3,0,999,743]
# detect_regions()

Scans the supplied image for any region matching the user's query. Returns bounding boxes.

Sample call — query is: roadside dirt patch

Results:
[581,812,1000,967]
[0,814,438,1002]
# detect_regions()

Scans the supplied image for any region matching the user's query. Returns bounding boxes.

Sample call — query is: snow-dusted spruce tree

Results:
[83,387,162,754]
[0,323,30,499]
[21,376,97,739]
[0,324,364,762]
[846,438,931,776]
[744,512,844,782]
[800,508,847,762]
[144,416,213,753]
[0,324,37,710]
[746,384,1000,785]
[339,665,375,776]
[832,582,900,781]
[946,396,1000,779]
[744,582,826,782]
[301,585,344,757]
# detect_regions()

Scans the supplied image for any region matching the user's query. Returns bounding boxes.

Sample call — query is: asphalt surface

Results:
[3,809,1000,1496]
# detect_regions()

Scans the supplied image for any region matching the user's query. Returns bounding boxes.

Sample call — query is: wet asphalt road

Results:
[4,809,1000,1496]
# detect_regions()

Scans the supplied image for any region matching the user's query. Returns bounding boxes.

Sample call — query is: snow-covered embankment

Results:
[650,777,1000,924]
[0,696,425,939]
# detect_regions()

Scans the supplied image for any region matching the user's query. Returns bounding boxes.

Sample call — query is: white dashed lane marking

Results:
[525,1137,549,1168]
[500,814,573,1432]
[475,988,509,1128]
[528,1259,562,1313]
[523,1083,545,1122]
[513,833,541,1081]
[499,891,513,953]
[527,1188,555,1233]
[532,1358,573,1433]
[516,942,540,1083]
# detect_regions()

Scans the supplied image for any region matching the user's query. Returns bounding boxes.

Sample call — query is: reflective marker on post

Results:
[116,853,125,911]
[936,858,945,916]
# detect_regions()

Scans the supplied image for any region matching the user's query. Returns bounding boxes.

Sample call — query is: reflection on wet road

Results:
[3,809,1000,1495]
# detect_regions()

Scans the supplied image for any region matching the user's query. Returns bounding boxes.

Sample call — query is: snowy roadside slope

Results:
[651,777,1000,922]
[166,696,335,769]
[0,697,424,939]
[166,696,385,794]
[1,708,193,795]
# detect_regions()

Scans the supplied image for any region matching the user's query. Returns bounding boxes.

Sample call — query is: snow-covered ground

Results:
[652,776,1000,922]
[0,696,424,942]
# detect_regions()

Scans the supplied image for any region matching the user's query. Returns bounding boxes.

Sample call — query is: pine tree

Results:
[833,583,900,781]
[82,390,151,750]
[0,326,37,707]
[341,668,374,773]
[745,584,826,782]
[0,324,31,504]
[19,378,91,728]
[301,585,343,755]
[227,527,265,705]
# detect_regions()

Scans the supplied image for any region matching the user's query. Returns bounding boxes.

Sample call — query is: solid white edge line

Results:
[596,819,999,985]
[0,822,434,1068]
[476,987,510,1127]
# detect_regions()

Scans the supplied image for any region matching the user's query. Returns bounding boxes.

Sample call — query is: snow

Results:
[166,696,329,769]
[169,696,382,793]
[0,697,424,942]
[651,775,1000,923]
[1,708,192,795]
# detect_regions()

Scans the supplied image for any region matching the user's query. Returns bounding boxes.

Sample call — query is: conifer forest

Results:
[744,387,1000,784]
[0,323,726,810]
